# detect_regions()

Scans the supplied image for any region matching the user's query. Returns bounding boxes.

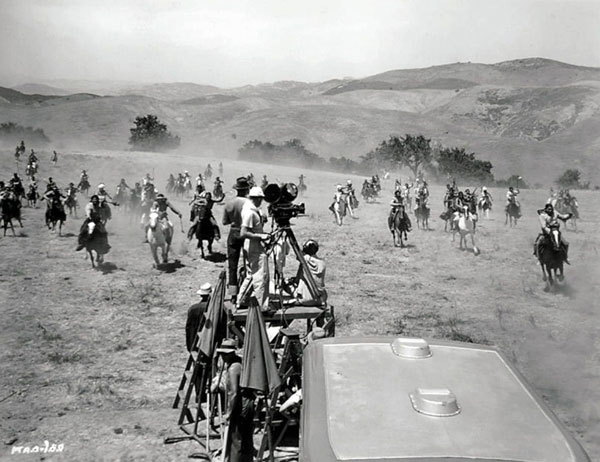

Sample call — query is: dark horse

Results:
[536,223,568,289]
[189,202,215,258]
[388,206,410,247]
[27,185,40,208]
[78,220,111,268]
[505,201,520,227]
[45,199,67,236]
[1,192,23,236]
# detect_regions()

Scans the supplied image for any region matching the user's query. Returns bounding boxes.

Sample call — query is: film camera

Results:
[263,183,306,226]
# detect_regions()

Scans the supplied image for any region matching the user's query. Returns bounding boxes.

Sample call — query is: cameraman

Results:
[237,187,271,311]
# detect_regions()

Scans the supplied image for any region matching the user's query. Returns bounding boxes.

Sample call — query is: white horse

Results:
[452,207,480,255]
[147,211,172,267]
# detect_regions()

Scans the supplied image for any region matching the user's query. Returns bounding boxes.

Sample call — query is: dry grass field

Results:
[1,148,599,461]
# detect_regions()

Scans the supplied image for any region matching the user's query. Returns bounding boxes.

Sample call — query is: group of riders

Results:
[166,163,224,198]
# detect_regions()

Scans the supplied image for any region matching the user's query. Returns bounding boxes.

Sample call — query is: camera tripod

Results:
[237,221,326,311]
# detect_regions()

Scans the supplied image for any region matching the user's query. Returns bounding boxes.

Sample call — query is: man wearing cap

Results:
[185,283,212,352]
[294,239,328,305]
[214,338,255,462]
[237,186,270,311]
[223,178,250,301]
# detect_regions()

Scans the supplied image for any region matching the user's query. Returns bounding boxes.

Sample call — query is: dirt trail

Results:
[1,149,598,460]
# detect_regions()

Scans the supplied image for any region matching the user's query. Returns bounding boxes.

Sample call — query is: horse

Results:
[99,202,112,225]
[536,223,567,288]
[478,196,492,219]
[189,203,214,258]
[147,211,173,266]
[213,182,225,202]
[361,182,378,203]
[414,196,430,230]
[298,180,307,197]
[388,206,410,247]
[114,186,129,212]
[64,192,78,218]
[505,201,520,227]
[330,196,347,226]
[81,221,110,268]
[345,191,358,218]
[27,185,40,208]
[1,192,23,236]
[78,178,90,196]
[45,199,67,236]
[452,207,480,255]
[25,161,38,179]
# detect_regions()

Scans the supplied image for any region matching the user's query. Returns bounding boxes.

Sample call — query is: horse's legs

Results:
[150,245,160,267]
[208,238,213,254]
[557,263,564,281]
[88,250,96,268]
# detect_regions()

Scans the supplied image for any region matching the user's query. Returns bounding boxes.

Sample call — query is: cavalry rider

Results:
[534,202,572,263]
[76,195,110,252]
[142,173,154,186]
[261,175,269,190]
[149,193,182,233]
[97,183,117,221]
[414,180,429,212]
[46,177,57,192]
[66,182,78,199]
[205,164,212,179]
[462,188,476,214]
[167,174,175,191]
[117,178,131,192]
[394,178,402,192]
[343,179,357,217]
[43,185,65,226]
[505,186,521,215]
[213,176,224,194]
[480,186,493,207]
[9,173,24,198]
[188,190,222,241]
[389,189,412,232]
[28,149,38,164]
[195,172,204,188]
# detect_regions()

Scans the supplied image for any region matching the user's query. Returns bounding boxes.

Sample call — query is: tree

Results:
[496,175,529,189]
[556,169,583,189]
[436,147,494,184]
[368,134,433,178]
[128,114,180,151]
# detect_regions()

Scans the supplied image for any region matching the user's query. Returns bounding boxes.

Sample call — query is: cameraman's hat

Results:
[216,338,238,354]
[248,186,265,198]
[233,177,250,190]
[196,282,212,296]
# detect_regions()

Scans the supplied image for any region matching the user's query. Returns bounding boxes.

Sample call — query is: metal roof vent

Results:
[409,388,461,417]
[391,338,432,359]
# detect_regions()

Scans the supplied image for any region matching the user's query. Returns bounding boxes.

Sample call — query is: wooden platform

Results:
[228,304,327,322]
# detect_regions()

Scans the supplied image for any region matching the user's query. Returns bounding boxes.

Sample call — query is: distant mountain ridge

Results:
[2,57,600,183]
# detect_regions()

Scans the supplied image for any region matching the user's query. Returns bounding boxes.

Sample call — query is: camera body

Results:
[264,183,306,226]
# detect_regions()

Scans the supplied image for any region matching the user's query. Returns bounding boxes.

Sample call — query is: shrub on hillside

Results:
[238,138,326,169]
[128,114,180,152]
[0,122,50,144]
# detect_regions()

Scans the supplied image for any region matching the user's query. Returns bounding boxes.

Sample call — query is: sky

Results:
[1,0,599,88]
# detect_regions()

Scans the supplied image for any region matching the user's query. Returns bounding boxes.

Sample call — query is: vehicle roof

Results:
[301,336,590,462]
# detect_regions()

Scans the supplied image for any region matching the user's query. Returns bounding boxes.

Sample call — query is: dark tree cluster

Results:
[362,134,433,178]
[128,114,180,152]
[0,122,50,144]
[239,138,325,169]
[435,147,494,184]
[556,169,589,189]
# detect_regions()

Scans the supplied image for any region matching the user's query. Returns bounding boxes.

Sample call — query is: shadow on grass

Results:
[96,262,123,275]
[157,259,185,273]
[203,251,227,263]
[63,232,76,238]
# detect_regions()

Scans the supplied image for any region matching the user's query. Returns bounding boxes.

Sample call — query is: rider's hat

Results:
[233,177,250,190]
[156,193,165,199]
[482,186,487,191]
[196,282,213,296]
[336,184,342,191]
[509,186,514,190]
[248,186,265,198]
[90,194,99,201]
[545,202,554,210]
[69,182,74,186]
[347,179,352,185]
[98,183,105,189]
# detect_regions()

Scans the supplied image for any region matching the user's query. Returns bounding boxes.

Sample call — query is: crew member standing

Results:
[222,177,250,302]
[185,283,212,352]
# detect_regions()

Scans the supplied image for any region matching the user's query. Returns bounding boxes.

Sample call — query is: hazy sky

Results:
[1,0,599,87]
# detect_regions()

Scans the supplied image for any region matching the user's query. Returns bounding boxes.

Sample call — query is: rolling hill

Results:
[2,58,600,183]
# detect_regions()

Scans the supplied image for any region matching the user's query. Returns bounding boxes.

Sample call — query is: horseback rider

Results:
[188,190,221,241]
[28,149,38,164]
[195,172,204,187]
[389,189,412,231]
[9,173,24,198]
[46,177,57,192]
[343,180,357,216]
[534,203,571,263]
[205,164,212,179]
[43,186,65,227]
[76,195,110,252]
[480,186,493,206]
[142,173,154,186]
[505,186,521,215]
[117,178,131,191]
[462,188,476,214]
[66,182,78,198]
[261,175,269,190]
[151,193,182,227]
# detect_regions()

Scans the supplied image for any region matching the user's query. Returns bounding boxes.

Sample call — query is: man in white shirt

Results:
[237,187,270,311]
